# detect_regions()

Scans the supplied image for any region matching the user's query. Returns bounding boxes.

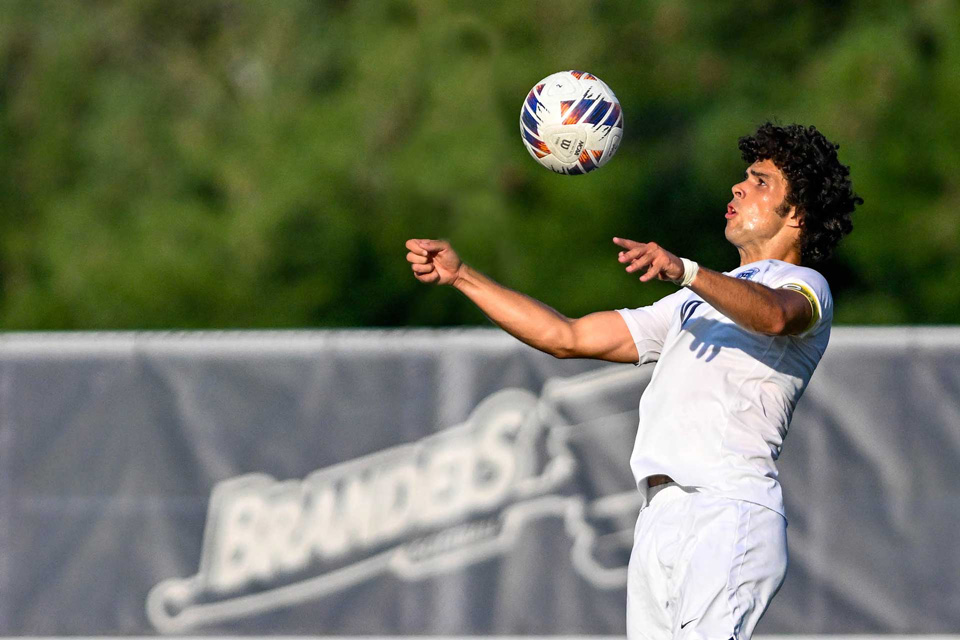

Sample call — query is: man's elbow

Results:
[544,322,578,359]
[760,305,803,336]
[552,345,578,359]
[762,318,790,336]
[551,335,580,359]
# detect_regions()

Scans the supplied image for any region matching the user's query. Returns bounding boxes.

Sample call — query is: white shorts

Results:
[627,483,787,640]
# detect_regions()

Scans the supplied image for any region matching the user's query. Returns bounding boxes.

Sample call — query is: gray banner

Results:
[0,328,957,634]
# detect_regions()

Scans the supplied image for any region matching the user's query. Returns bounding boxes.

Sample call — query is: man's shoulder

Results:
[756,260,831,294]
[764,261,835,333]
[654,286,700,310]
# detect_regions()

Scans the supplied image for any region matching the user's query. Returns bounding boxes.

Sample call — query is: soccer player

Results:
[404,122,861,640]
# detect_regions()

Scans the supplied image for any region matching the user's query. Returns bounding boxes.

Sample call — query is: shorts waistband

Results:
[647,477,678,504]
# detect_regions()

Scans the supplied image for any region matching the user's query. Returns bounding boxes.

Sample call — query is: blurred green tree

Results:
[0,0,957,329]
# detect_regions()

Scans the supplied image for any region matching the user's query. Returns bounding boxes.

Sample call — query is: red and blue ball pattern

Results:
[519,70,623,175]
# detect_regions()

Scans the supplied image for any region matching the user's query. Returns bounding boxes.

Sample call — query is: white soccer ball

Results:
[519,70,624,175]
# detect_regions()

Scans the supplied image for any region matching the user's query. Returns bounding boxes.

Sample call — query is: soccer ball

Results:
[519,70,623,175]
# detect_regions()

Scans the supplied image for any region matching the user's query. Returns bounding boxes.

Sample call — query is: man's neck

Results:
[737,244,802,267]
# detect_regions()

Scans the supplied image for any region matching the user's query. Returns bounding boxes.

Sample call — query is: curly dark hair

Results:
[738,122,862,264]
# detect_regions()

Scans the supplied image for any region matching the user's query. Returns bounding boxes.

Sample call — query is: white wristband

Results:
[678,258,699,287]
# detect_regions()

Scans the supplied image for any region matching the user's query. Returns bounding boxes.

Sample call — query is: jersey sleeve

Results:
[616,289,688,365]
[770,265,833,335]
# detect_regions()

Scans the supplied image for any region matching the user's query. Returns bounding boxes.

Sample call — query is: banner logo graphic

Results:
[147,366,648,633]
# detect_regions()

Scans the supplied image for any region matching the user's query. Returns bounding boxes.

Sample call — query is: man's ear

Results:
[786,206,804,229]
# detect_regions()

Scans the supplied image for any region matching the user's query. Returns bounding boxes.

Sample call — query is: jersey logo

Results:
[680,299,703,328]
[736,267,760,280]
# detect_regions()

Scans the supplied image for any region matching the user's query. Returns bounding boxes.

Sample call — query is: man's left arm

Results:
[614,237,813,336]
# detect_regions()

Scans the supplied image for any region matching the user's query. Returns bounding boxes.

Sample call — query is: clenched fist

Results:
[405,239,463,286]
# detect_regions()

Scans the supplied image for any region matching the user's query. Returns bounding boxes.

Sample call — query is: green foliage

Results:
[1,0,958,329]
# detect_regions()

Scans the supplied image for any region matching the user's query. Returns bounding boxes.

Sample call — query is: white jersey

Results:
[616,259,832,517]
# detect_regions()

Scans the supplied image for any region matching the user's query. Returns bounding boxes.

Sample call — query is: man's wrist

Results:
[451,264,471,290]
[678,258,700,287]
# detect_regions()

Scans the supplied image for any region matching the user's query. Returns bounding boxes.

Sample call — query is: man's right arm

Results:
[406,239,639,363]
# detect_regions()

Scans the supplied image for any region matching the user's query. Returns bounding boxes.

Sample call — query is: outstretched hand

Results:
[614,237,685,284]
[405,238,463,286]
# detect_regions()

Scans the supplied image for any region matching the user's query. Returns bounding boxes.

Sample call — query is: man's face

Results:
[724,158,795,248]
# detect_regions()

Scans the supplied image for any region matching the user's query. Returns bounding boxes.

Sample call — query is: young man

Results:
[404,122,861,640]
